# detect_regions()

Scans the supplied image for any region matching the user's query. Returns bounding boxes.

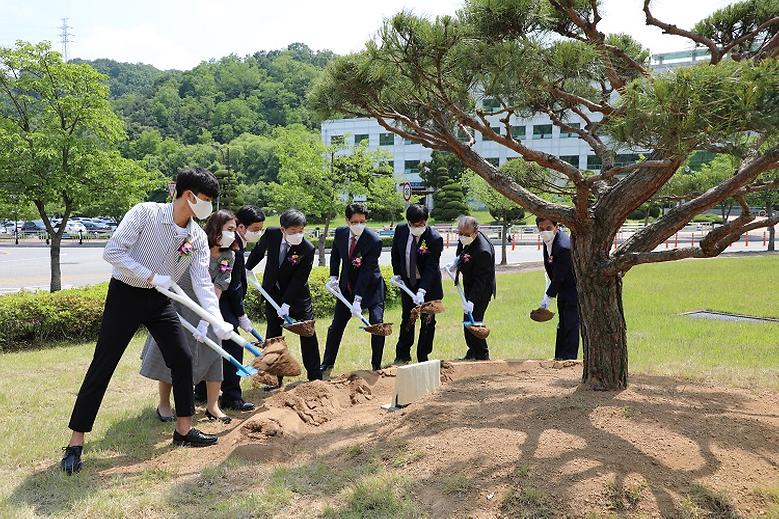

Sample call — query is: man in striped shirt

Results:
[61,168,235,475]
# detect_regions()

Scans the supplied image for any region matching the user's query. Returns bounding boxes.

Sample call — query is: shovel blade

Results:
[465,324,490,339]
[283,319,316,337]
[361,322,393,336]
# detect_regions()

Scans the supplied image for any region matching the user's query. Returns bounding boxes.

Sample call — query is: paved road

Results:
[1,236,774,293]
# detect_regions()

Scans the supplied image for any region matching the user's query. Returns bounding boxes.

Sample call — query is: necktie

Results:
[349,235,358,258]
[409,236,418,288]
[279,241,288,267]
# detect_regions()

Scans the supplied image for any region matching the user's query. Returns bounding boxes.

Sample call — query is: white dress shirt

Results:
[103,202,220,316]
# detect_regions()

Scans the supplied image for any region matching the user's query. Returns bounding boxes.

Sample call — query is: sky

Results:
[0,0,736,70]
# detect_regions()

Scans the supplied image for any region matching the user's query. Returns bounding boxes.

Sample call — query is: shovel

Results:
[155,283,302,377]
[388,276,444,329]
[245,269,316,337]
[530,272,555,322]
[177,314,256,378]
[325,281,393,336]
[443,262,490,339]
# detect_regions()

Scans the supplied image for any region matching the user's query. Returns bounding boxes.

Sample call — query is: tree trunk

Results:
[571,234,629,391]
[318,218,331,267]
[50,235,62,292]
[767,199,776,252]
[500,222,508,265]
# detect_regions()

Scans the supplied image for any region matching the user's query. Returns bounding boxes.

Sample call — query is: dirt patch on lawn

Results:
[112,360,779,517]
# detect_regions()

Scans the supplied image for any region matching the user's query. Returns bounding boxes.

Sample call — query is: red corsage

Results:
[461,253,471,264]
[177,236,193,263]
[418,240,429,255]
[351,255,363,268]
[218,258,232,273]
[288,252,300,266]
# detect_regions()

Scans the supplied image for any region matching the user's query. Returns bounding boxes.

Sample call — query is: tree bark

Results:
[500,221,508,265]
[767,199,776,252]
[318,218,331,267]
[49,235,62,292]
[572,233,629,391]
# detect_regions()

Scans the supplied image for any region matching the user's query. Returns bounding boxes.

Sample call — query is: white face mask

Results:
[459,235,475,246]
[243,229,262,243]
[349,223,366,236]
[409,224,426,237]
[219,230,235,248]
[540,230,556,243]
[285,232,304,246]
[187,193,213,220]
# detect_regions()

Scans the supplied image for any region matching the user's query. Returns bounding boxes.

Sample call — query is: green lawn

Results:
[0,255,776,517]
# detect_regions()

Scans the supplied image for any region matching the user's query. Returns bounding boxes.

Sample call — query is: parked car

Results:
[21,220,46,233]
[53,221,87,234]
[82,221,111,233]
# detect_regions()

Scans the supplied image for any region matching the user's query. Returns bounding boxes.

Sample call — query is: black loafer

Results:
[205,410,232,424]
[393,358,411,366]
[60,445,83,475]
[220,399,255,412]
[156,407,174,423]
[172,427,218,447]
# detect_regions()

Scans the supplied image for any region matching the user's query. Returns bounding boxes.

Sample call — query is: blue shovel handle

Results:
[227,356,257,378]
[250,328,264,342]
[283,315,296,325]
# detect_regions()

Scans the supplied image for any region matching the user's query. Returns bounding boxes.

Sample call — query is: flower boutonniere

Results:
[547,255,554,264]
[351,254,363,268]
[218,258,232,273]
[288,252,301,266]
[418,240,429,255]
[460,253,471,264]
[177,235,193,263]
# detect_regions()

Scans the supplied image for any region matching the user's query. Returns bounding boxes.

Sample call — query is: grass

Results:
[0,256,777,516]
[676,484,740,519]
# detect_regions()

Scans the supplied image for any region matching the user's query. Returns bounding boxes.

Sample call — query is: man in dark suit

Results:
[453,216,496,361]
[196,205,265,411]
[537,216,579,360]
[391,204,443,364]
[246,209,322,381]
[322,203,386,374]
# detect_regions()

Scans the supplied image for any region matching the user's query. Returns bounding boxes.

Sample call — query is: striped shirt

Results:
[103,202,220,316]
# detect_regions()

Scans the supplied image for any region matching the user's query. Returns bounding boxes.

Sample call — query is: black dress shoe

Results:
[457,354,476,361]
[393,358,411,365]
[172,427,218,447]
[220,399,255,412]
[60,445,83,475]
[156,407,174,423]
[205,410,232,424]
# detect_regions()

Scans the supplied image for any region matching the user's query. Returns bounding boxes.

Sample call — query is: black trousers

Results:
[69,278,195,432]
[463,298,490,360]
[395,290,436,363]
[264,301,322,380]
[323,298,385,370]
[555,298,580,360]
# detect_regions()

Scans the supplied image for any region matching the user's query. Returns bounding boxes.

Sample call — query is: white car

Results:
[54,221,87,234]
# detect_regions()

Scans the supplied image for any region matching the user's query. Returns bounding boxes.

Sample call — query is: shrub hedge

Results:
[0,266,400,351]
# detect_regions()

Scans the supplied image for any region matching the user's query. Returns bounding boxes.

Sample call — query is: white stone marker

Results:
[393,359,441,407]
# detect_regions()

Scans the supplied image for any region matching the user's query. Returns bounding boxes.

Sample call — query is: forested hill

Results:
[74,43,337,144]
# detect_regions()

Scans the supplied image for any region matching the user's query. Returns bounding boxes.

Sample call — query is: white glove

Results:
[540,294,551,309]
[351,299,362,318]
[212,319,234,340]
[193,320,209,342]
[238,314,252,332]
[277,303,290,318]
[151,274,173,290]
[464,300,475,314]
[413,289,426,305]
[390,275,402,286]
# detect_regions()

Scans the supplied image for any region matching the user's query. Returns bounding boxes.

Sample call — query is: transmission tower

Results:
[59,18,73,62]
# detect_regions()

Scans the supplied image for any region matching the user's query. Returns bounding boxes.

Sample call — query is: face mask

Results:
[540,230,556,243]
[244,229,262,243]
[459,235,475,246]
[409,225,426,237]
[285,232,304,246]
[187,193,213,220]
[349,223,365,236]
[219,230,235,248]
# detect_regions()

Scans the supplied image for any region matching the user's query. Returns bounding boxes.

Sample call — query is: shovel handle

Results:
[250,328,264,342]
[325,282,372,328]
[389,277,417,299]
[246,269,297,326]
[178,315,256,377]
[443,262,471,312]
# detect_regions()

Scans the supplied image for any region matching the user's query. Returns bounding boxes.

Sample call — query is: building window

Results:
[354,134,369,145]
[587,155,602,170]
[482,127,501,142]
[404,160,421,175]
[330,135,344,145]
[404,137,416,145]
[379,133,395,146]
[486,157,500,167]
[560,155,580,167]
[482,97,501,111]
[510,125,525,139]
[615,154,640,167]
[560,123,581,138]
[532,124,553,139]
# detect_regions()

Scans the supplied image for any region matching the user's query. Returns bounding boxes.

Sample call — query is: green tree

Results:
[432,166,469,222]
[0,41,161,291]
[310,0,779,390]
